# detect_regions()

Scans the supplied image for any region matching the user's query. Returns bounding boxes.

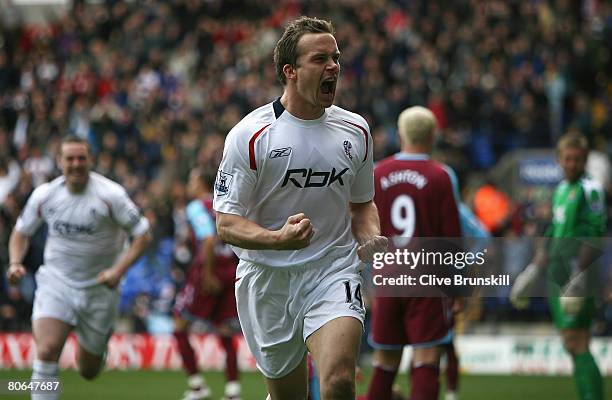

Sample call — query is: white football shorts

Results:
[235,247,366,379]
[32,266,119,355]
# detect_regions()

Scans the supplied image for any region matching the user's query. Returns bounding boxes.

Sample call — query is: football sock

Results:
[220,335,239,381]
[573,351,603,400]
[174,331,198,377]
[187,374,206,390]
[366,365,398,400]
[31,359,60,400]
[410,364,440,400]
[225,380,241,398]
[446,344,459,392]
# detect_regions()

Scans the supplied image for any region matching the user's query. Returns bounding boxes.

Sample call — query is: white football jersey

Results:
[213,99,374,267]
[16,172,150,288]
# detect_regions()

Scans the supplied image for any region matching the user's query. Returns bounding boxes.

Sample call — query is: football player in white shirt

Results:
[214,16,387,400]
[6,136,151,399]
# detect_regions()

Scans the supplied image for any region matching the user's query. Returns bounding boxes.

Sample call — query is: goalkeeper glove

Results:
[559,296,585,315]
[562,269,587,297]
[559,270,588,315]
[510,263,542,309]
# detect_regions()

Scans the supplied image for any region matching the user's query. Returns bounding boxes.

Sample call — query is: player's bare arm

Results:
[6,229,30,284]
[201,235,221,294]
[350,200,388,262]
[216,212,314,250]
[96,230,152,288]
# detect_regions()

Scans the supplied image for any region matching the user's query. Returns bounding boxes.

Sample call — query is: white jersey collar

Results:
[280,107,329,127]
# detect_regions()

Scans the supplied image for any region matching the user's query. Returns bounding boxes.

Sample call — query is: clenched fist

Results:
[276,213,315,250]
[357,235,389,262]
[6,263,26,285]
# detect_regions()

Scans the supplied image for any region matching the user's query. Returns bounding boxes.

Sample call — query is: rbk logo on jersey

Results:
[282,168,349,188]
[269,147,292,159]
[215,170,233,196]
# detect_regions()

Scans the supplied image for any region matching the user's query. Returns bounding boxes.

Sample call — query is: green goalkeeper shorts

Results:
[549,296,595,329]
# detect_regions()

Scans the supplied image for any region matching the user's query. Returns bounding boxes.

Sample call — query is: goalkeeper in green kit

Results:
[511,132,606,400]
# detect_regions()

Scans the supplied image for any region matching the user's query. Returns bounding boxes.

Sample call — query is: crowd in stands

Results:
[1,0,611,333]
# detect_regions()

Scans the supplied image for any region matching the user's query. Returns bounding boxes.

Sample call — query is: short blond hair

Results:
[556,132,589,156]
[397,106,437,146]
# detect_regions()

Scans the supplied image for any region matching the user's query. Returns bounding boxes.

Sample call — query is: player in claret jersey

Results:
[511,132,606,400]
[365,106,462,400]
[213,16,387,400]
[173,166,241,400]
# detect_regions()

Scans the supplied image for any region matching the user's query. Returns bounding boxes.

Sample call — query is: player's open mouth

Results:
[321,78,336,95]
[70,169,86,178]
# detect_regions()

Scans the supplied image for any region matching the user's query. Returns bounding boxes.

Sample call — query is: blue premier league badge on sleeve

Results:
[215,170,233,196]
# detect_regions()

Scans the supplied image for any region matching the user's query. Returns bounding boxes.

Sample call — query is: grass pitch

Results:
[1,369,610,399]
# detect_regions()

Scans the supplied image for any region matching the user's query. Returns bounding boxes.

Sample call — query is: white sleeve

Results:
[213,128,257,216]
[110,188,150,237]
[15,184,48,236]
[350,126,374,203]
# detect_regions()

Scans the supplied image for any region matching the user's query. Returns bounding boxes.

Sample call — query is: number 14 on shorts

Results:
[344,281,364,309]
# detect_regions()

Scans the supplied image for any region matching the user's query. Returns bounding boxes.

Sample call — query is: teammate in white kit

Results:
[213,16,387,400]
[6,136,151,399]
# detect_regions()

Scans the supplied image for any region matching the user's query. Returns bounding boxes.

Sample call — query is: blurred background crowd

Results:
[1,0,611,335]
